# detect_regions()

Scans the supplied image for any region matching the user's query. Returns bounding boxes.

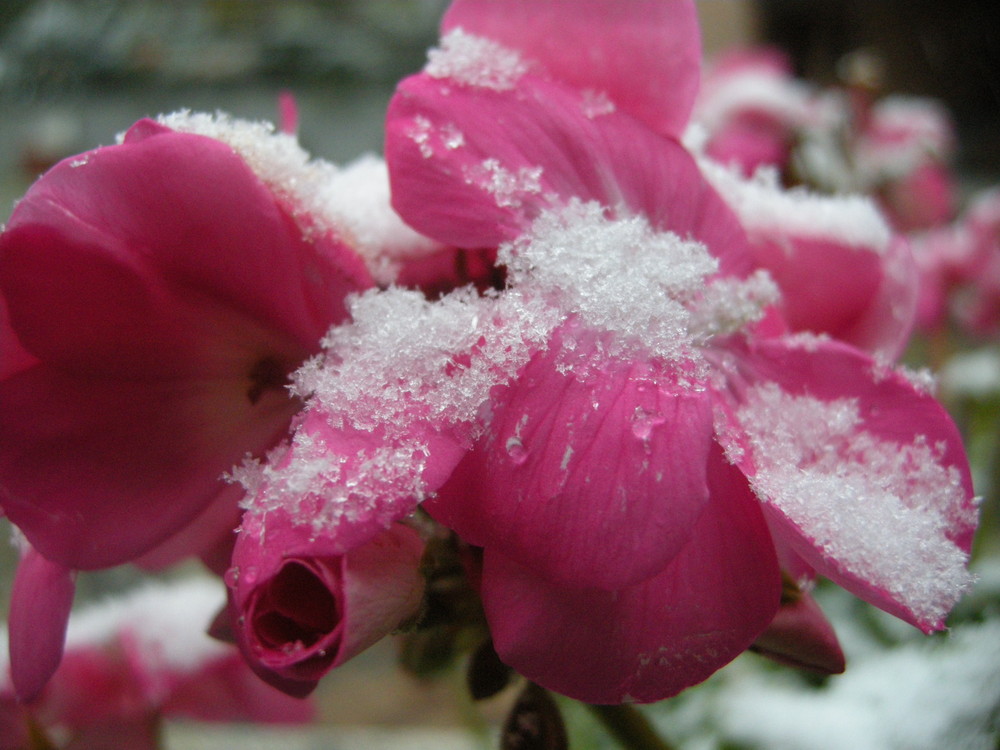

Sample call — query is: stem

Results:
[586,703,677,750]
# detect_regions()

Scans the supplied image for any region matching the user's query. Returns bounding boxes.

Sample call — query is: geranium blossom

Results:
[381,0,977,704]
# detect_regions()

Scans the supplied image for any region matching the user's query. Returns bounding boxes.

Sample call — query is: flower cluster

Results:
[694,45,1000,340]
[0,0,985,741]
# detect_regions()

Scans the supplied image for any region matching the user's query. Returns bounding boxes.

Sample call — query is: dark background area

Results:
[758,0,1000,179]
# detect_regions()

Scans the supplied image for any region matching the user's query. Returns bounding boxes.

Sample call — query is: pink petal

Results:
[754,232,916,360]
[725,337,977,632]
[7,547,76,702]
[162,654,315,724]
[428,333,715,590]
[0,366,295,569]
[881,162,957,232]
[705,117,792,176]
[481,445,780,704]
[386,73,750,276]
[134,485,243,573]
[441,0,701,138]
[1,123,370,375]
[750,591,845,674]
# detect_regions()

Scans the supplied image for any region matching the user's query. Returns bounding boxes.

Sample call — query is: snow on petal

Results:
[426,28,531,91]
[234,286,559,539]
[702,161,892,255]
[730,352,976,631]
[386,70,751,275]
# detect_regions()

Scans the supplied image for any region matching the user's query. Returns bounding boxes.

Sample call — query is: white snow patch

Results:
[737,382,975,627]
[426,28,530,91]
[702,159,891,252]
[719,619,1000,750]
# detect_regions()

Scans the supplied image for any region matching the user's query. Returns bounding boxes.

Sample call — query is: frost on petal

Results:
[386,72,750,275]
[426,29,531,91]
[429,327,716,590]
[499,202,775,368]
[501,201,717,365]
[235,286,559,540]
[731,366,976,631]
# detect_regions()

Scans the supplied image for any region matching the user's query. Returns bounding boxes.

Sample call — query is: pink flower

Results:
[384,0,977,704]
[227,508,426,697]
[695,48,807,177]
[855,96,958,232]
[701,164,919,360]
[1,578,312,750]
[951,190,1000,337]
[0,115,373,571]
[909,189,1000,337]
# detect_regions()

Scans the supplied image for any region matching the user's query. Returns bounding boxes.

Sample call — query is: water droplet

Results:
[505,436,528,465]
[223,566,240,588]
[631,407,665,440]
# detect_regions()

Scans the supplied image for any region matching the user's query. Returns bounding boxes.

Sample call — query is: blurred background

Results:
[3,1,997,208]
[1,2,998,748]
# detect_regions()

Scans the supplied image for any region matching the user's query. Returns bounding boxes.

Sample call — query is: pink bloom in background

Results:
[909,189,1000,337]
[0,578,312,750]
[695,47,810,177]
[0,115,372,572]
[701,163,918,360]
[856,96,958,232]
[952,190,1000,337]
[227,510,425,697]
[385,0,977,704]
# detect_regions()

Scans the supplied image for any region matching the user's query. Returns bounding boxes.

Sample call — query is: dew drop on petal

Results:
[505,436,528,465]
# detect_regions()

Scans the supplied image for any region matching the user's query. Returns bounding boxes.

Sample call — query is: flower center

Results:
[247,355,289,405]
[254,561,339,651]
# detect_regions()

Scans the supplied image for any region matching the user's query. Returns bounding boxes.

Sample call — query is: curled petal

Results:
[481,445,780,704]
[8,547,76,702]
[0,122,372,568]
[750,590,845,675]
[1,123,369,375]
[230,516,425,697]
